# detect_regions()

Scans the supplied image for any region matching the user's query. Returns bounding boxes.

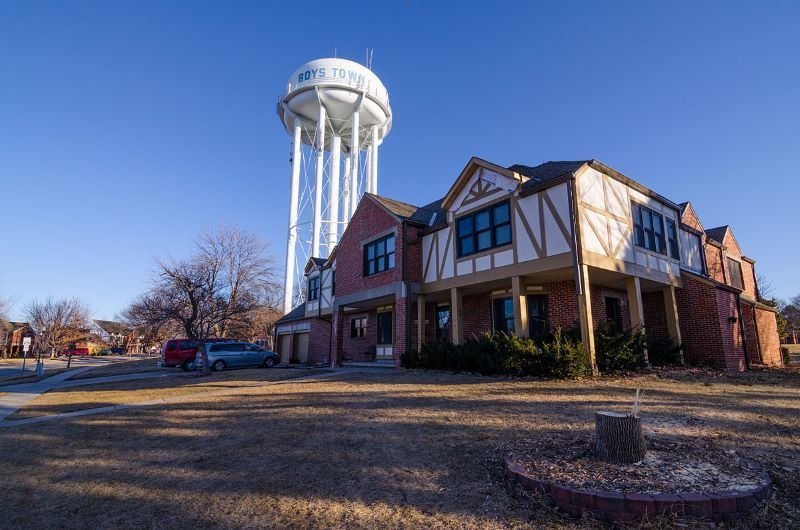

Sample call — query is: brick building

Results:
[275,157,782,371]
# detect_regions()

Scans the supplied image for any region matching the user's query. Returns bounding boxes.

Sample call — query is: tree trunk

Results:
[197,342,211,376]
[594,411,646,463]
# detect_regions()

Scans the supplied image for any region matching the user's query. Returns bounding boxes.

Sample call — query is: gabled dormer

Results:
[303,257,334,316]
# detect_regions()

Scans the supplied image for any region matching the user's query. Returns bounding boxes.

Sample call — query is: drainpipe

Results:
[736,294,750,370]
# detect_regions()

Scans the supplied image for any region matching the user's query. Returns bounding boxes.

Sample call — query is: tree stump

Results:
[594,411,647,463]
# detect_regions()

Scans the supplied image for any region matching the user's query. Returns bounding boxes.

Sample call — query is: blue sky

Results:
[1,1,798,320]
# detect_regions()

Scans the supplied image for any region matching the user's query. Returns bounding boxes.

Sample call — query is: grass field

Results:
[0,367,798,529]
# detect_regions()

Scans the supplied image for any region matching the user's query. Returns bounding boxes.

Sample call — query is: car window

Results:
[178,340,194,350]
[167,342,177,352]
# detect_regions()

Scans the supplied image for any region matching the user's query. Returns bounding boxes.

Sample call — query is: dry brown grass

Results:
[0,368,798,529]
[7,368,325,420]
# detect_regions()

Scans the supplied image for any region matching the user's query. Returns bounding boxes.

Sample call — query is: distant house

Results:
[88,320,145,353]
[1,322,34,358]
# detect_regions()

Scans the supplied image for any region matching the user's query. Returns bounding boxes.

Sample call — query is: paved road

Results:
[0,356,142,381]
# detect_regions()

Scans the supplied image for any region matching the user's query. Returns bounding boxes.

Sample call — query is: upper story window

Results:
[632,202,678,259]
[457,201,511,257]
[727,258,744,290]
[307,276,320,301]
[364,233,395,276]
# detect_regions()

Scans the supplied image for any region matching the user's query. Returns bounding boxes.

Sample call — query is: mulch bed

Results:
[508,434,768,495]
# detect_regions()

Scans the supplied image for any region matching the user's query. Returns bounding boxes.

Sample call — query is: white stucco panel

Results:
[439,227,454,279]
[494,249,513,267]
[456,260,472,276]
[475,255,491,272]
[579,168,605,210]
[515,194,539,262]
[543,184,572,256]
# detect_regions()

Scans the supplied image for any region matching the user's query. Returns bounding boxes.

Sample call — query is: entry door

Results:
[293,333,309,364]
[376,310,393,360]
[278,334,292,364]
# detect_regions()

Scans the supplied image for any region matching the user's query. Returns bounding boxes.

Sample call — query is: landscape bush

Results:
[594,323,648,373]
[647,338,683,366]
[400,328,590,379]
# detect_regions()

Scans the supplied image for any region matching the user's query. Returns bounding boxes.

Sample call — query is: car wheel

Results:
[212,360,226,372]
[262,356,275,368]
[181,359,196,372]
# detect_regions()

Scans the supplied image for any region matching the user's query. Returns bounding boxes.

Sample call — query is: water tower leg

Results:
[312,105,326,258]
[342,155,352,223]
[350,111,360,217]
[371,127,379,194]
[327,135,341,250]
[284,118,302,314]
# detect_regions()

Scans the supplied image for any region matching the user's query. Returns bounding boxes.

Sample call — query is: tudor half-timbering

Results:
[274,157,782,371]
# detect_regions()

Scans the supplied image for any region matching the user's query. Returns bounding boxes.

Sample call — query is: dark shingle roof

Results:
[705,226,729,243]
[275,303,307,324]
[512,161,589,191]
[369,194,443,226]
[310,257,327,267]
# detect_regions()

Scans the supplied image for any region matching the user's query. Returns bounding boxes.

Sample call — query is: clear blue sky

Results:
[1,1,798,320]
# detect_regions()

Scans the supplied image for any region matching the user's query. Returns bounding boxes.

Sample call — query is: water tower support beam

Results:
[283,117,302,314]
[349,111,360,218]
[327,135,341,250]
[371,127,379,194]
[312,104,326,258]
[342,155,352,223]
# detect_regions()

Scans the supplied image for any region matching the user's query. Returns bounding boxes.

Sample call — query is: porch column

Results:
[331,307,343,368]
[450,287,463,345]
[511,276,529,338]
[662,285,684,365]
[625,276,650,366]
[416,294,426,349]
[577,264,598,375]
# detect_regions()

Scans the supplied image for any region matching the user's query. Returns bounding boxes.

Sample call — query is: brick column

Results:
[451,287,463,345]
[394,297,408,367]
[577,264,597,375]
[416,294,426,349]
[331,307,344,368]
[662,285,684,365]
[625,276,649,366]
[512,276,529,338]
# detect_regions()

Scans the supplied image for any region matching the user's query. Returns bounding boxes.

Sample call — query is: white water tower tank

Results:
[278,58,393,314]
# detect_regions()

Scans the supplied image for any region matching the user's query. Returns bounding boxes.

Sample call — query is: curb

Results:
[504,455,771,524]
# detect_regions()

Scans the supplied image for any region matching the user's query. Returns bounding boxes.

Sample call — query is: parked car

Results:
[109,347,126,355]
[60,348,89,356]
[195,342,279,371]
[159,338,232,371]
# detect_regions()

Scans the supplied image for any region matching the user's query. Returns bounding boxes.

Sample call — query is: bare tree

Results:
[0,294,11,358]
[25,298,91,358]
[124,226,279,374]
[756,273,776,301]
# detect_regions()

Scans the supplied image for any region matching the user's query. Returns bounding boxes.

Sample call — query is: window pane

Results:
[457,216,473,236]
[642,209,652,230]
[495,224,511,245]
[376,257,385,272]
[388,253,395,269]
[367,245,375,259]
[493,203,510,224]
[376,239,385,255]
[459,236,474,256]
[386,236,395,253]
[475,210,490,231]
[368,261,375,275]
[476,230,492,251]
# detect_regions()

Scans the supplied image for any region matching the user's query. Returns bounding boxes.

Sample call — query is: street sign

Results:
[22,337,32,353]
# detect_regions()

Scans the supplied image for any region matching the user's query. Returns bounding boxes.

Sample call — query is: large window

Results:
[364,234,395,276]
[350,316,367,338]
[727,258,744,290]
[457,201,512,257]
[666,219,680,260]
[528,295,549,341]
[632,203,676,256]
[605,296,623,334]
[492,297,515,334]
[435,306,451,342]
[307,276,320,301]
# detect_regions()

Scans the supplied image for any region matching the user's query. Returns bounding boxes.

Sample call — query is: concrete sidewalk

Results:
[0,368,92,421]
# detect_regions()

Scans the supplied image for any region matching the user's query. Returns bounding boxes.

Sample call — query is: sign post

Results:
[21,336,32,374]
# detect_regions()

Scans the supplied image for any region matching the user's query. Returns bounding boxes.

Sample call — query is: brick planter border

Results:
[504,456,771,524]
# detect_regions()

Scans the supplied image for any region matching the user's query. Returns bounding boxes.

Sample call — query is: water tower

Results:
[277,58,393,314]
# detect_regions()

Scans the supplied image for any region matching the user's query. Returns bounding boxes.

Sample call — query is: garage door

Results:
[278,334,292,364]
[293,332,309,364]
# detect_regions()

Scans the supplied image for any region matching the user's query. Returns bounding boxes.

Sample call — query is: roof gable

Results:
[441,157,523,210]
[679,202,705,232]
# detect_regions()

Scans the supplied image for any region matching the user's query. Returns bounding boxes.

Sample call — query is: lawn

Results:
[0,368,798,529]
[7,367,326,420]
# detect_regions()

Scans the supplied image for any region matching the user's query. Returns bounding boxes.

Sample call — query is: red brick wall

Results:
[755,308,782,366]
[642,291,669,344]
[462,292,492,341]
[335,197,404,297]
[394,297,409,366]
[548,281,580,332]
[308,318,332,364]
[676,275,727,368]
[740,303,761,364]
[705,243,726,284]
[403,224,424,284]
[741,260,758,299]
[341,310,377,362]
[680,203,704,232]
[715,289,745,371]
